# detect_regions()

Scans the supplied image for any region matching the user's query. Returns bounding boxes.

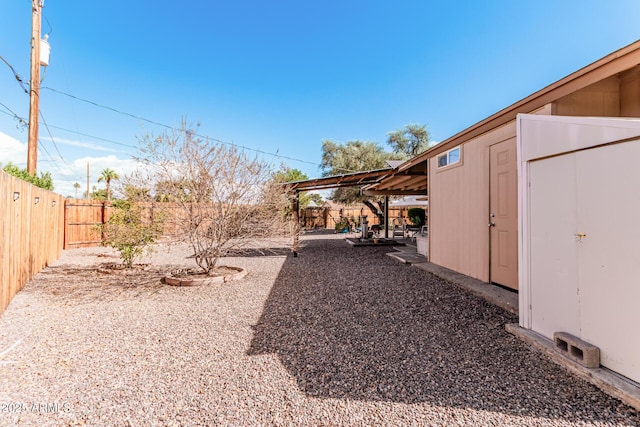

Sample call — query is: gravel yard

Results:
[0,231,638,426]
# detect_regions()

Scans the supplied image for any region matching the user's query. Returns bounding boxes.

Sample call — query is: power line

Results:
[1,107,138,150]
[39,110,85,182]
[0,102,28,129]
[7,83,354,174]
[3,50,338,173]
[40,86,333,170]
[0,54,29,94]
[0,106,78,180]
[45,123,138,149]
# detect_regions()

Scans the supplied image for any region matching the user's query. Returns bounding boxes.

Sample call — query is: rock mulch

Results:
[0,233,638,426]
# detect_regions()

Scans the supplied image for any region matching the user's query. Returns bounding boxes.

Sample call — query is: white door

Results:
[529,139,640,383]
[575,141,640,380]
[529,154,580,339]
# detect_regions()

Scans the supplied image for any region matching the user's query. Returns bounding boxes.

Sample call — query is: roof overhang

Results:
[283,164,428,196]
[362,157,428,196]
[283,168,395,192]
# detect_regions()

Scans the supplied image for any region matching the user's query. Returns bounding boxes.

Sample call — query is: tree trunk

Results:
[363,200,384,224]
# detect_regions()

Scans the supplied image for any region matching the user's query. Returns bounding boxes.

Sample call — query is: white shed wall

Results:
[518,114,640,383]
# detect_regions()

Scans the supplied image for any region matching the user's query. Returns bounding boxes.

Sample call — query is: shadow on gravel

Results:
[222,247,292,257]
[248,237,639,423]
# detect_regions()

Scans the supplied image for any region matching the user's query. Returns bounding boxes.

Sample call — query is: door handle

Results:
[489,212,496,227]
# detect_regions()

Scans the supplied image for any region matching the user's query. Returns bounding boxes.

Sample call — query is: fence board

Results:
[0,171,64,314]
[63,200,110,249]
[300,205,410,230]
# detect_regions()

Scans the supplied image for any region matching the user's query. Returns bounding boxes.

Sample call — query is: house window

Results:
[437,146,461,168]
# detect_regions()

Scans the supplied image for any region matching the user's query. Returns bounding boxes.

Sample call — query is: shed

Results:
[517,113,640,384]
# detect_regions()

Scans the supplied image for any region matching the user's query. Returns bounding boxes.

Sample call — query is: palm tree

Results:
[73,182,81,198]
[97,168,119,201]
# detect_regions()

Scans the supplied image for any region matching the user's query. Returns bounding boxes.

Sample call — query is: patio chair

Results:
[392,224,406,238]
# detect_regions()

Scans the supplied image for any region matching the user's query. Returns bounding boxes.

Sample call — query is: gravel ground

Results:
[0,231,638,426]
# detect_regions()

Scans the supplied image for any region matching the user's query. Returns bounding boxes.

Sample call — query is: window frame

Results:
[436,145,462,170]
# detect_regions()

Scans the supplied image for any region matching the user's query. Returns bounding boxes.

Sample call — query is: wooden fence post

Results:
[63,199,69,249]
[292,192,299,257]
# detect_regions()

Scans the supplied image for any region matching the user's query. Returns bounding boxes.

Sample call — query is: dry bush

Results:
[134,122,291,274]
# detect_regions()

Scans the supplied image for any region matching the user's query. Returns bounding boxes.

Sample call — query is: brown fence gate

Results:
[63,200,111,249]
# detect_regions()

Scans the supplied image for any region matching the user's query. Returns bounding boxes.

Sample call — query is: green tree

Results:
[89,186,108,200]
[271,167,322,214]
[321,140,392,177]
[320,140,395,222]
[386,123,430,159]
[98,168,120,201]
[73,182,81,198]
[407,207,426,227]
[2,162,54,190]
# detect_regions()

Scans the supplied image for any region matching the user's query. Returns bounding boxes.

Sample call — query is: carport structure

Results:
[284,163,428,254]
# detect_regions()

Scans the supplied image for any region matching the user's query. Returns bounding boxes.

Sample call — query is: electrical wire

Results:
[4,15,340,174]
[4,81,355,174]
[44,124,137,149]
[0,105,80,180]
[40,86,338,171]
[0,102,28,129]
[0,54,29,94]
[43,14,53,37]
[39,110,85,181]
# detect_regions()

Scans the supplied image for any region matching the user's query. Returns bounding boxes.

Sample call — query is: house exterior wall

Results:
[429,121,515,282]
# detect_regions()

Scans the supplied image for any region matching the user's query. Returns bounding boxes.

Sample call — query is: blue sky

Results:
[1,1,639,196]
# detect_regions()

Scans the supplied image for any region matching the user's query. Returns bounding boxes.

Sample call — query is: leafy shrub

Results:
[98,200,164,268]
[408,207,426,227]
[2,162,54,190]
[334,217,350,232]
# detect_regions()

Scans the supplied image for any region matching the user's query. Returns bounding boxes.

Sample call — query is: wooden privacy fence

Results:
[299,205,409,230]
[64,199,111,249]
[0,171,65,314]
[0,185,428,315]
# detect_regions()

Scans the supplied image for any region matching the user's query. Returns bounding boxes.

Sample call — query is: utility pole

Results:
[27,0,43,175]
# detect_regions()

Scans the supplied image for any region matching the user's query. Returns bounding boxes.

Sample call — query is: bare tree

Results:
[135,122,290,274]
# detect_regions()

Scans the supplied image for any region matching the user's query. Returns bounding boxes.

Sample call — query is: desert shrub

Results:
[98,200,164,268]
[135,122,290,274]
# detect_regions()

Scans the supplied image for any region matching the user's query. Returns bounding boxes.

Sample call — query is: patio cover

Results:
[361,158,428,196]
[283,161,428,252]
[284,168,395,192]
[284,160,427,196]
